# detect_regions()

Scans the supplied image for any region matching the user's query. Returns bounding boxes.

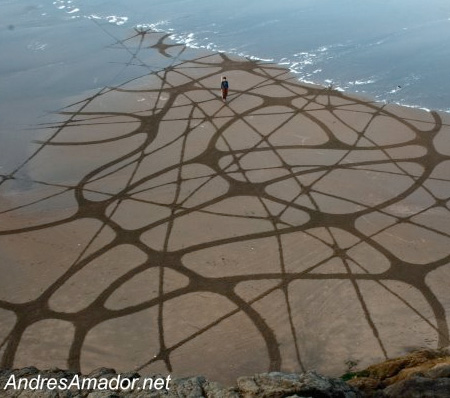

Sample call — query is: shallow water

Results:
[1,0,450,168]
[29,1,450,108]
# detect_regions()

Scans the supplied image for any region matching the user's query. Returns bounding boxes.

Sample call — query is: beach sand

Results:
[0,30,450,384]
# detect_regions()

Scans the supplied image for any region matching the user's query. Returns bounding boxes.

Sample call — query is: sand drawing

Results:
[0,28,450,383]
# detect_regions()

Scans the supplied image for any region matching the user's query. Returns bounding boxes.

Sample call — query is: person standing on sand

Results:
[221,76,229,101]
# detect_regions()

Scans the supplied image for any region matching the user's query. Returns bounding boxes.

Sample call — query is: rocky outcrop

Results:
[347,349,450,397]
[1,350,450,397]
[237,371,360,397]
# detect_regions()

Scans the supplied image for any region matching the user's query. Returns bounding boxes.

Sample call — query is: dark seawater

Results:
[1,0,450,171]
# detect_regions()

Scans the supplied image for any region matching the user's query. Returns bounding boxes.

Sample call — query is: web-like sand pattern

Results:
[1,29,450,382]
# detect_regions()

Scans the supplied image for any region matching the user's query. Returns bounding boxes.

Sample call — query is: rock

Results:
[237,370,361,398]
[346,377,381,395]
[89,368,118,378]
[3,351,450,398]
[15,367,39,378]
[86,393,121,398]
[202,381,239,398]
[347,349,450,396]
[167,376,206,398]
[364,350,448,382]
[120,372,141,381]
[382,376,450,398]
[423,363,450,379]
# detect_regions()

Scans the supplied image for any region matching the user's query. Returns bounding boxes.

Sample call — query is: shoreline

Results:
[146,26,449,115]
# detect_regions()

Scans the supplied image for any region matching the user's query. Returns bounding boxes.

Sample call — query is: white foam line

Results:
[43,9,450,114]
[141,27,450,114]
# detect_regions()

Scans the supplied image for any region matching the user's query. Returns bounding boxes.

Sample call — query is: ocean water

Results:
[1,0,450,169]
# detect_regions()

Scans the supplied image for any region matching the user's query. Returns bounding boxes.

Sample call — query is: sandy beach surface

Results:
[1,29,450,384]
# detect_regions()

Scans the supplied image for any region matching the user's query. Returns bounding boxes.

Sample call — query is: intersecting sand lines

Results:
[1,27,450,384]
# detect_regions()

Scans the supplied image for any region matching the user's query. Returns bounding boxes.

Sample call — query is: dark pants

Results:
[221,88,228,100]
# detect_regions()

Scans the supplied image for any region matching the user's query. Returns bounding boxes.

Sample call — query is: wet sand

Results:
[1,30,450,384]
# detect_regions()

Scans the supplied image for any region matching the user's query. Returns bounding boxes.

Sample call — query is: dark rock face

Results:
[347,350,450,397]
[422,363,450,380]
[381,376,450,398]
[236,371,361,398]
